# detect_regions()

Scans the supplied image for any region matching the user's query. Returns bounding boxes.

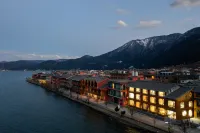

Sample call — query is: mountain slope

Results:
[1,27,200,70]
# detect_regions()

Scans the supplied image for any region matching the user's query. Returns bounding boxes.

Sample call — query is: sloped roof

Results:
[85,76,108,82]
[70,75,89,81]
[109,79,131,84]
[164,87,193,100]
[127,80,177,92]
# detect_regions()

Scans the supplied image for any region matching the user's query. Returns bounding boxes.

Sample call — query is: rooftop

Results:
[85,76,108,82]
[70,75,89,81]
[127,80,177,92]
[109,79,132,84]
[164,87,193,100]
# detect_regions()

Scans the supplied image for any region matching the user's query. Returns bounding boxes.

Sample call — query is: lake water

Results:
[0,71,151,133]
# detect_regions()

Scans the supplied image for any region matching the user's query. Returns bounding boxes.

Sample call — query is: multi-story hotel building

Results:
[107,79,130,106]
[128,81,193,120]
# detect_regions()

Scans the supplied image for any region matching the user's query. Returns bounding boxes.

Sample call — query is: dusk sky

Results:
[0,0,200,61]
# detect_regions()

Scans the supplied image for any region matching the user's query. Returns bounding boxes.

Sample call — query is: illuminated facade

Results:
[107,80,129,106]
[128,81,194,120]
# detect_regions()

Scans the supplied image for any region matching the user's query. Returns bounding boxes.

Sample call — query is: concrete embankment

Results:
[26,79,168,133]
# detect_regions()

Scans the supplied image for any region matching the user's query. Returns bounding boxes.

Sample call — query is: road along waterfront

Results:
[27,77,169,133]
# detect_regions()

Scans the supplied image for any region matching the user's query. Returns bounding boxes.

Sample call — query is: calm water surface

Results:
[0,71,150,133]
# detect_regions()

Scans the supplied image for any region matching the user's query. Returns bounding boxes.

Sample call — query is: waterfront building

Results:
[128,81,194,120]
[83,77,108,100]
[69,75,89,94]
[107,79,131,106]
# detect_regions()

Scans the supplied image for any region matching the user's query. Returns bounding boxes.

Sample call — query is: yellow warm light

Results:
[189,101,193,107]
[168,100,175,108]
[182,110,187,117]
[159,108,166,115]
[167,110,176,119]
[150,90,156,95]
[180,102,184,109]
[129,93,134,99]
[189,110,193,117]
[129,87,134,92]
[152,76,155,79]
[159,98,164,105]
[143,103,148,110]
[136,88,140,92]
[136,94,140,100]
[112,83,115,88]
[129,100,134,106]
[136,102,140,108]
[143,95,148,102]
[150,105,156,113]
[150,97,156,104]
[143,89,148,94]
[158,91,165,97]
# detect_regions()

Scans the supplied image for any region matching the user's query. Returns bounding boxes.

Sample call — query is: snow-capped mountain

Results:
[1,27,200,70]
[105,33,182,58]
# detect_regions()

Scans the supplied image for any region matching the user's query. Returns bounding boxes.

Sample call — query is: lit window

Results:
[150,105,156,113]
[143,103,148,110]
[143,89,148,94]
[188,110,193,117]
[136,88,140,92]
[129,100,134,106]
[143,95,148,102]
[182,110,187,117]
[159,98,164,106]
[189,101,193,107]
[150,90,156,95]
[129,93,134,99]
[112,83,115,88]
[158,108,166,115]
[136,94,140,100]
[152,76,155,79]
[129,87,134,92]
[150,97,156,104]
[158,92,165,97]
[167,110,176,119]
[168,100,175,108]
[180,102,184,109]
[136,102,140,108]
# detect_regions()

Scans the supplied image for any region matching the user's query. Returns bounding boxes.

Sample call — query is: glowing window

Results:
[180,102,184,109]
[182,110,187,117]
[158,108,166,115]
[136,94,140,100]
[150,105,156,113]
[150,90,156,95]
[159,98,164,106]
[168,100,175,108]
[129,100,134,106]
[189,101,193,107]
[150,97,156,104]
[129,87,134,92]
[158,92,165,97]
[143,95,148,102]
[143,89,148,94]
[129,93,134,99]
[143,103,148,110]
[167,110,176,119]
[136,102,140,108]
[188,110,193,117]
[112,83,114,88]
[136,88,140,93]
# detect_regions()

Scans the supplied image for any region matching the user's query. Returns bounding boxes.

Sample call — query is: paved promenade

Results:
[59,89,200,133]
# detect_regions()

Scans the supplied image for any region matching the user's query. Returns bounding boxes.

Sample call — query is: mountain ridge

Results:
[0,27,200,70]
